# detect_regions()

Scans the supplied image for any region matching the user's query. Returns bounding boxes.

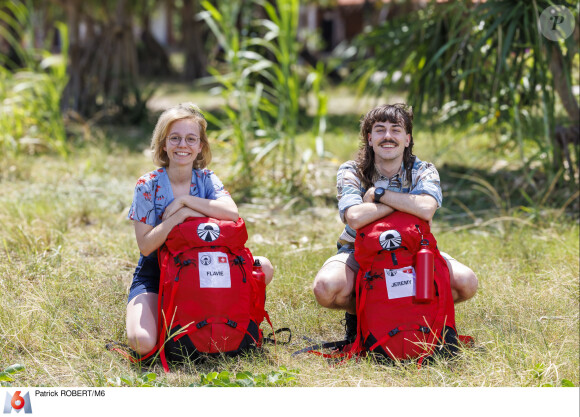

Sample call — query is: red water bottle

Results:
[415,239,435,303]
[252,259,266,284]
[252,258,266,307]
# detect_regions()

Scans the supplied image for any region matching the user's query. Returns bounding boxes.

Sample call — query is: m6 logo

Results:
[3,392,32,414]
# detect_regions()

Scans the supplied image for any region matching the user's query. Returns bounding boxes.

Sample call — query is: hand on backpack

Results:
[163,197,185,221]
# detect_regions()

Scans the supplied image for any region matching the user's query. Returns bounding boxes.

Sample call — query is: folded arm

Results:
[162,195,239,222]
[344,202,395,231]
[373,187,438,222]
[134,206,204,256]
[345,187,437,231]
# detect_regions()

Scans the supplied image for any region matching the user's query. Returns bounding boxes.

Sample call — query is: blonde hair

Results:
[150,102,211,168]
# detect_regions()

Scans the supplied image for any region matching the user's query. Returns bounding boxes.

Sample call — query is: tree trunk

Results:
[61,0,144,121]
[182,0,207,81]
[109,0,139,107]
[550,47,580,124]
[61,0,83,113]
[549,33,579,183]
[138,8,174,78]
[165,0,175,46]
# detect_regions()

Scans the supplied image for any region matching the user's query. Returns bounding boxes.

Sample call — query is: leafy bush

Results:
[350,0,579,186]
[0,1,68,157]
[200,0,328,196]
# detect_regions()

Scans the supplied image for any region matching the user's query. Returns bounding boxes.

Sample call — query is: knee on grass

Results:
[128,328,157,356]
[312,272,349,309]
[453,268,478,303]
[312,275,332,307]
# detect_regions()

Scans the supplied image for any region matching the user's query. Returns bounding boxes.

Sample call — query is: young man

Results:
[312,103,478,342]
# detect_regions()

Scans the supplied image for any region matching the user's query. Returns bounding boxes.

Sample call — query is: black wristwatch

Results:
[374,187,385,203]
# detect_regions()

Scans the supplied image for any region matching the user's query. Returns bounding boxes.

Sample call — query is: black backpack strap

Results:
[262,327,292,345]
[291,339,350,357]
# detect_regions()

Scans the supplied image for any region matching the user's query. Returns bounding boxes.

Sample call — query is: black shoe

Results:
[342,312,357,343]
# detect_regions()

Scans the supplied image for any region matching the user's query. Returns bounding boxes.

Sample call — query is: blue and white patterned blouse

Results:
[336,157,442,245]
[127,167,230,227]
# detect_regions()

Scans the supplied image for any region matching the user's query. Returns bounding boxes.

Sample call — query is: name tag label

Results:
[199,252,231,288]
[384,267,415,299]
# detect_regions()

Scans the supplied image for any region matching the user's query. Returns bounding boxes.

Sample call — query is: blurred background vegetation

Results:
[1,0,578,211]
[0,0,578,389]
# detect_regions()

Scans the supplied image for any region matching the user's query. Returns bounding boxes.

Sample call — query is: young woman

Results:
[126,103,273,355]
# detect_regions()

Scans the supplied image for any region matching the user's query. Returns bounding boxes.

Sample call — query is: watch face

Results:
[375,187,385,202]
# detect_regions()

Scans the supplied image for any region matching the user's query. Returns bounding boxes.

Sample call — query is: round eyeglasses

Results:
[167,135,200,146]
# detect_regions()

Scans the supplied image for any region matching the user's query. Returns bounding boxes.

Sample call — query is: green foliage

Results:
[530,363,579,387]
[0,1,68,157]
[350,0,579,185]
[200,0,328,196]
[560,379,576,387]
[107,372,167,387]
[0,364,25,386]
[192,367,298,387]
[103,367,298,387]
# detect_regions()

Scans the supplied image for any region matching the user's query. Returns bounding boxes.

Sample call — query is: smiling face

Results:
[163,119,203,168]
[367,120,410,164]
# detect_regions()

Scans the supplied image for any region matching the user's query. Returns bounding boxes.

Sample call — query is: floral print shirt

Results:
[336,157,442,245]
[127,167,230,227]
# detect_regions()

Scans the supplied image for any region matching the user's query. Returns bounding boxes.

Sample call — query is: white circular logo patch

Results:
[379,230,402,250]
[200,254,212,265]
[197,222,220,242]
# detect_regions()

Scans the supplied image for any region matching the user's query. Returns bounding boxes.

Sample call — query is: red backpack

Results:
[349,211,465,363]
[108,217,287,371]
[292,212,470,363]
[106,217,275,371]
[153,216,272,371]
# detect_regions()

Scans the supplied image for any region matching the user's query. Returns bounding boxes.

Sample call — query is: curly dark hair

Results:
[355,103,415,189]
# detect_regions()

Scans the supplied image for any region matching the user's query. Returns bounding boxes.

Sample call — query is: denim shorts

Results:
[127,251,160,303]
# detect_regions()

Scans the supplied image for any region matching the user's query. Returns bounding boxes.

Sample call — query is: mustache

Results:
[377,140,397,146]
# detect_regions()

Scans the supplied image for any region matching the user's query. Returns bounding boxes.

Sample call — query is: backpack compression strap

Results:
[367,324,433,357]
[158,250,182,372]
[171,316,260,344]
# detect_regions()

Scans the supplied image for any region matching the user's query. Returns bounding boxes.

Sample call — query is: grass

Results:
[0,95,578,388]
